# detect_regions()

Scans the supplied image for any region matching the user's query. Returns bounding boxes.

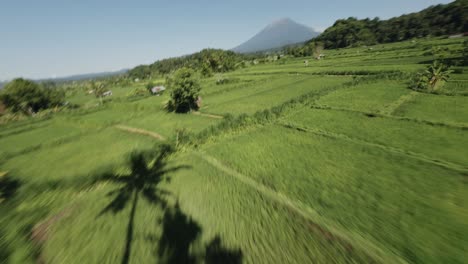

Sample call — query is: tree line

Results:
[282,0,467,55]
[127,49,251,80]
[316,0,467,49]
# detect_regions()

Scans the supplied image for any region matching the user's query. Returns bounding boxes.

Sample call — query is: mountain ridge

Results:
[232,18,320,53]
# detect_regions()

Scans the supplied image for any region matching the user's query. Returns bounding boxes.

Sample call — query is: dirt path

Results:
[379,91,419,115]
[194,151,407,264]
[31,207,75,264]
[192,112,224,119]
[114,125,166,140]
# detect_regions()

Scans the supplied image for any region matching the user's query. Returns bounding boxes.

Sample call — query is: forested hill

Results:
[128,49,249,80]
[315,0,467,49]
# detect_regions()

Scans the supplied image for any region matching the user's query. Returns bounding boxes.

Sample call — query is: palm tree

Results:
[91,81,107,105]
[425,61,452,92]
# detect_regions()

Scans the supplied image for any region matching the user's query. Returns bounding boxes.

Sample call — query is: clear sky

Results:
[0,0,453,80]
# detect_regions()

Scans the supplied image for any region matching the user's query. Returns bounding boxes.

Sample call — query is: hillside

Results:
[232,18,320,53]
[1,36,467,263]
[315,0,468,48]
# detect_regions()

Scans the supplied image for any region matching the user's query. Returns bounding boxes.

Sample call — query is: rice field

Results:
[0,36,467,264]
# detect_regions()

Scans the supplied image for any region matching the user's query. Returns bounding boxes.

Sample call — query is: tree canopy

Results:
[0,78,64,114]
[166,68,201,113]
[315,0,467,49]
[128,49,244,80]
[281,0,467,57]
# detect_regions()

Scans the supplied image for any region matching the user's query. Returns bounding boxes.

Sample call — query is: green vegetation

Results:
[128,49,246,80]
[0,78,64,114]
[90,81,109,105]
[314,0,467,49]
[0,35,467,264]
[166,67,202,113]
[410,61,453,92]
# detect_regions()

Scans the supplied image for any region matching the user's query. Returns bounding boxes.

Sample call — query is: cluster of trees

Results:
[284,41,324,58]
[315,0,467,49]
[128,49,245,80]
[0,78,65,114]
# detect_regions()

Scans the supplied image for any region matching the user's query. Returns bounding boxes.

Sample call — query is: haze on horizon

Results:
[0,0,453,80]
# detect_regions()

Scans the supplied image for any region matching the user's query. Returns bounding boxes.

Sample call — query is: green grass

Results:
[2,128,156,184]
[0,118,81,159]
[281,106,468,167]
[393,93,468,125]
[123,111,220,138]
[39,152,373,263]
[203,124,467,263]
[202,75,351,115]
[315,80,411,113]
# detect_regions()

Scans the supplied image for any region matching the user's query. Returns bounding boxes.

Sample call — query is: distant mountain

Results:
[40,69,128,83]
[0,69,128,89]
[232,18,320,53]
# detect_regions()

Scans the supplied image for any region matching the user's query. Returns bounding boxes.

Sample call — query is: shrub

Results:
[200,62,213,77]
[215,77,240,85]
[146,82,155,92]
[127,87,149,98]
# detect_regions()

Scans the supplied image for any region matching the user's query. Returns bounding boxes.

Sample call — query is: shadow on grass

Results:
[96,144,190,264]
[0,173,21,202]
[0,228,11,264]
[0,173,22,263]
[156,203,243,264]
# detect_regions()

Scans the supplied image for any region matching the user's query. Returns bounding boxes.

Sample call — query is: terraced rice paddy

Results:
[1,37,467,263]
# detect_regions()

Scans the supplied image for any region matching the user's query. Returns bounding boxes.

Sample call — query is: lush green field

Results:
[393,93,468,125]
[1,36,467,263]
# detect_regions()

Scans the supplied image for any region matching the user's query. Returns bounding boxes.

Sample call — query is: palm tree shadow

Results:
[0,173,21,202]
[205,235,243,264]
[96,144,190,264]
[156,203,243,264]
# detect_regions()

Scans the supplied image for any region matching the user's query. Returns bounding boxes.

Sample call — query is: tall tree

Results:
[167,68,201,113]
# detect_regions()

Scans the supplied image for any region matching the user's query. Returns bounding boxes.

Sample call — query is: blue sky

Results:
[0,0,453,80]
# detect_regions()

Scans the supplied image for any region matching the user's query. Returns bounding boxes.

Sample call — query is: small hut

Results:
[151,86,166,95]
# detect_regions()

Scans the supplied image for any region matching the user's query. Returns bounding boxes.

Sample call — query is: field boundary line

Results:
[309,105,468,129]
[379,91,419,115]
[114,125,165,140]
[207,76,312,107]
[279,122,468,172]
[192,112,223,119]
[194,151,408,264]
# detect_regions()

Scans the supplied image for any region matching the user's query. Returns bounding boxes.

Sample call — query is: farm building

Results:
[151,86,166,95]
